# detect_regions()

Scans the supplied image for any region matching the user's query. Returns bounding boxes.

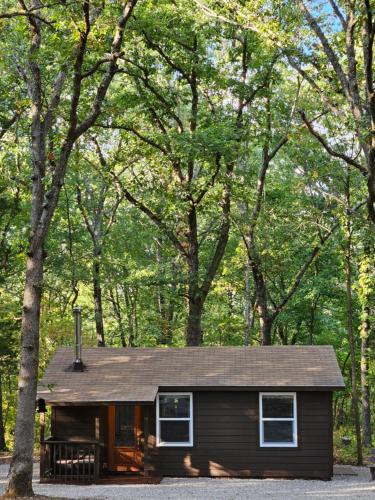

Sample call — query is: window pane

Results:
[159,395,190,418]
[263,421,294,443]
[262,395,294,418]
[160,420,190,443]
[115,406,135,447]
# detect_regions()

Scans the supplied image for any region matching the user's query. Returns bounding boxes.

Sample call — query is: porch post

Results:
[39,409,45,481]
[143,405,150,477]
[94,443,101,482]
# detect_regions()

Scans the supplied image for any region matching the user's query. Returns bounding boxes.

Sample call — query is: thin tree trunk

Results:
[344,179,363,465]
[358,238,373,447]
[109,287,126,347]
[155,239,173,345]
[244,263,252,346]
[0,372,7,451]
[93,248,105,347]
[64,186,79,310]
[360,303,372,447]
[6,249,43,496]
[131,287,139,345]
[124,286,135,347]
[252,254,272,345]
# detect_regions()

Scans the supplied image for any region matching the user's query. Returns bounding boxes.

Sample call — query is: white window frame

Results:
[156,392,193,447]
[259,392,298,448]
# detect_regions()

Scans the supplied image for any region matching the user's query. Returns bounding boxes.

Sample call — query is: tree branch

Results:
[110,170,188,258]
[287,55,341,117]
[0,112,21,140]
[97,122,169,155]
[328,0,346,29]
[42,70,66,134]
[271,199,367,320]
[296,0,351,101]
[299,110,367,173]
[29,0,139,255]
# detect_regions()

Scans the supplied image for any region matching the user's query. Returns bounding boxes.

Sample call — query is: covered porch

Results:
[38,400,159,484]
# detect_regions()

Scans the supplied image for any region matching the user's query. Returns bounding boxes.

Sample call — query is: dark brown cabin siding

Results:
[148,391,333,479]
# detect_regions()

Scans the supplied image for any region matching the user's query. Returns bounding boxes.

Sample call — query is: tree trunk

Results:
[244,230,273,346]
[156,280,173,344]
[359,241,373,447]
[93,248,105,347]
[5,249,43,497]
[260,316,272,345]
[244,263,253,346]
[124,286,135,347]
[186,204,203,346]
[0,372,7,451]
[360,303,372,447]
[345,215,363,465]
[187,294,203,346]
[308,294,319,345]
[253,265,272,345]
[109,287,126,347]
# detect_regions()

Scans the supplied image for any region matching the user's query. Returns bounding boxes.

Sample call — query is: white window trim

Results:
[156,392,193,447]
[259,392,298,448]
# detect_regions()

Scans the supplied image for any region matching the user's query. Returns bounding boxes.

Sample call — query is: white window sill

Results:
[156,442,194,447]
[260,442,298,448]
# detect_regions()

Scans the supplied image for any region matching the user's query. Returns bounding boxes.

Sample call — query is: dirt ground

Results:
[0,463,374,499]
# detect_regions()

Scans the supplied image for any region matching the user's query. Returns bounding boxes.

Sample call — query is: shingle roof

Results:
[37,346,345,404]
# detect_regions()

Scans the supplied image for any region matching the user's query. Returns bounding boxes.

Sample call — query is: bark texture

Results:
[6,250,43,496]
[359,241,373,447]
[93,250,105,347]
[0,373,7,451]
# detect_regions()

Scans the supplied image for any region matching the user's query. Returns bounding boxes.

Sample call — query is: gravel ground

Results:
[0,463,374,499]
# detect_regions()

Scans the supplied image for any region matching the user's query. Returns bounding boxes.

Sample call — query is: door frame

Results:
[108,404,143,472]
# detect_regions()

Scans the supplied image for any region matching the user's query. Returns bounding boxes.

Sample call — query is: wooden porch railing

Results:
[40,440,102,484]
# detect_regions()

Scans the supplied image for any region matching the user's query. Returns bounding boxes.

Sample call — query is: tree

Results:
[76,138,124,347]
[1,0,138,496]
[293,1,375,226]
[101,1,280,345]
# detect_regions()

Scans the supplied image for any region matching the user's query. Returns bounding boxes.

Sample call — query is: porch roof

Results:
[37,345,344,404]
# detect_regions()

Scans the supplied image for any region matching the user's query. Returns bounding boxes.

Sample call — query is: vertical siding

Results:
[51,391,333,479]
[148,391,333,479]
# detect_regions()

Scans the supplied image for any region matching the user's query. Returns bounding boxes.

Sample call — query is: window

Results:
[156,393,193,447]
[259,393,297,447]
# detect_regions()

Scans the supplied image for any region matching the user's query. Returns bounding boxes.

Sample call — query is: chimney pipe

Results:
[73,306,84,371]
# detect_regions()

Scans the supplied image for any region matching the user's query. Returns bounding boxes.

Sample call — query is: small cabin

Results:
[37,345,344,483]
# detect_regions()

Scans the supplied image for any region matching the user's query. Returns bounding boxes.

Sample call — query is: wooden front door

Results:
[108,405,143,472]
